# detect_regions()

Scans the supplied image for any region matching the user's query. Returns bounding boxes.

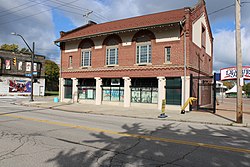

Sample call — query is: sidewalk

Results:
[14,97,250,128]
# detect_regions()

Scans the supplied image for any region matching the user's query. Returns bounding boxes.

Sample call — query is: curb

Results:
[13,102,250,128]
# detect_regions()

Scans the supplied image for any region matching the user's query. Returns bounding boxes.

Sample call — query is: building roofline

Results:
[55,21,181,43]
[55,8,186,43]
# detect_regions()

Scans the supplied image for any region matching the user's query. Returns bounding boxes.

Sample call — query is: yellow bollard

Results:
[158,99,168,118]
[181,97,197,114]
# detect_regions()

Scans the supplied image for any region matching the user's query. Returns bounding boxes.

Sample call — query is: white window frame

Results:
[136,42,151,64]
[165,47,171,63]
[106,46,118,66]
[81,49,91,67]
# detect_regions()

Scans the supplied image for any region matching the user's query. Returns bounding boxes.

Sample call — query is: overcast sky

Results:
[0,0,249,72]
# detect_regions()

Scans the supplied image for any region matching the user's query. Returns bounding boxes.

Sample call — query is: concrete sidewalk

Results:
[12,96,250,128]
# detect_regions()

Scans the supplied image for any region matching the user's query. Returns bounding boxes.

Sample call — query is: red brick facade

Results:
[56,0,213,108]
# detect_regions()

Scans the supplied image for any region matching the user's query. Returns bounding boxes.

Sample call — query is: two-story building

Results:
[55,0,213,110]
[0,50,45,96]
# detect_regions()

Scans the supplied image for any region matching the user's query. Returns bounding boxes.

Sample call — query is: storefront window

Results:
[78,79,96,100]
[166,78,182,105]
[64,79,72,99]
[131,78,158,104]
[102,78,124,102]
[131,87,158,103]
[78,87,95,100]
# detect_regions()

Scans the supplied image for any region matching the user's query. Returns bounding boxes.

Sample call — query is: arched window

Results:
[103,35,121,66]
[79,39,94,67]
[133,30,155,64]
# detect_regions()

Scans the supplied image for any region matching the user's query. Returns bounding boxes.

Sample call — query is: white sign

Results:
[220,66,250,80]
[26,62,31,71]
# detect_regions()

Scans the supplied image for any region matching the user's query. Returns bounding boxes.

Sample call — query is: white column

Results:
[72,78,78,103]
[123,77,131,107]
[59,78,65,102]
[157,77,166,110]
[181,76,190,110]
[95,77,102,105]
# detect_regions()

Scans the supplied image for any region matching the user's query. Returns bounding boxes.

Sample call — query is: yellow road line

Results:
[2,113,250,154]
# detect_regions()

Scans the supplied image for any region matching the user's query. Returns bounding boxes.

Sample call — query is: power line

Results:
[0,0,80,25]
[0,1,31,14]
[208,1,250,16]
[47,0,110,22]
[208,3,235,15]
[0,0,50,18]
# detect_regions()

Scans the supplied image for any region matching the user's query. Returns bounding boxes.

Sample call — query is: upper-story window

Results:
[80,39,94,67]
[82,50,91,67]
[201,25,206,48]
[69,56,72,68]
[136,43,151,64]
[106,47,118,65]
[165,47,171,63]
[104,36,121,66]
[133,30,155,65]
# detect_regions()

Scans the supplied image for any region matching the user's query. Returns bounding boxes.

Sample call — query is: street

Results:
[0,98,250,167]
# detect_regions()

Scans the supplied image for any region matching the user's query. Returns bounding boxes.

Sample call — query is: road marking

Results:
[2,113,250,154]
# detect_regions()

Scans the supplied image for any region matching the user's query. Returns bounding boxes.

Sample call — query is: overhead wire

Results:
[0,0,109,26]
[0,1,31,14]
[208,1,250,16]
[208,3,235,16]
[47,0,110,22]
[0,0,80,25]
[0,0,50,18]
[49,0,110,21]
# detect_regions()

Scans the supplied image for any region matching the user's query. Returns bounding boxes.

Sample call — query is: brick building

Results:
[55,0,213,110]
[0,50,45,96]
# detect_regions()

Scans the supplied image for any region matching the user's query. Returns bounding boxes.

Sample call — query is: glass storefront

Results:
[102,78,124,102]
[131,78,158,104]
[166,77,182,105]
[78,79,96,100]
[64,79,72,99]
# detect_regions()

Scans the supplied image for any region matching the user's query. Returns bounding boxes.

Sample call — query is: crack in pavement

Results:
[158,146,201,167]
[109,137,142,166]
[53,137,165,165]
[0,142,26,161]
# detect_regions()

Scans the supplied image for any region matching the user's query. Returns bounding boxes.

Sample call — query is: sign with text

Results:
[220,66,250,80]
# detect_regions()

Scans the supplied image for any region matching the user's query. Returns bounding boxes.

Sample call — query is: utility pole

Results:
[235,0,243,123]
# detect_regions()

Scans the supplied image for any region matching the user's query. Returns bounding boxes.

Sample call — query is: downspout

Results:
[180,20,187,107]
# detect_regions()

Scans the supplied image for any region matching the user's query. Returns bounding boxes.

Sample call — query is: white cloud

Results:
[0,0,59,62]
[213,28,250,71]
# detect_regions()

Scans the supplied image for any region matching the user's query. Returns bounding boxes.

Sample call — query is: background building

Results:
[55,0,213,110]
[0,50,45,96]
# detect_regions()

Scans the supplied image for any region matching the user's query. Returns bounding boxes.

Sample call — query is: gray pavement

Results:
[10,96,250,128]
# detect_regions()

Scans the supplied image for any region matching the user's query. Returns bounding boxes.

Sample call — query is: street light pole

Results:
[11,32,35,102]
[30,42,35,101]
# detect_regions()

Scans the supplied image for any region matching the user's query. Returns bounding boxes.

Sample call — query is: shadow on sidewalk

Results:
[212,113,236,123]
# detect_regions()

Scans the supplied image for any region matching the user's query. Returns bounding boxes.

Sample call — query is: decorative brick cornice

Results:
[62,65,184,74]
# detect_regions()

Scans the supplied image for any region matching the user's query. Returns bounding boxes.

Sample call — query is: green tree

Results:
[222,81,235,89]
[243,82,250,95]
[45,60,59,91]
[20,47,30,53]
[0,44,19,52]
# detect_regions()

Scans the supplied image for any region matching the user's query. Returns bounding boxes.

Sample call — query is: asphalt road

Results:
[0,98,250,167]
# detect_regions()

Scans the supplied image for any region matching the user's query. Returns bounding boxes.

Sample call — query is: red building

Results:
[55,0,213,110]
